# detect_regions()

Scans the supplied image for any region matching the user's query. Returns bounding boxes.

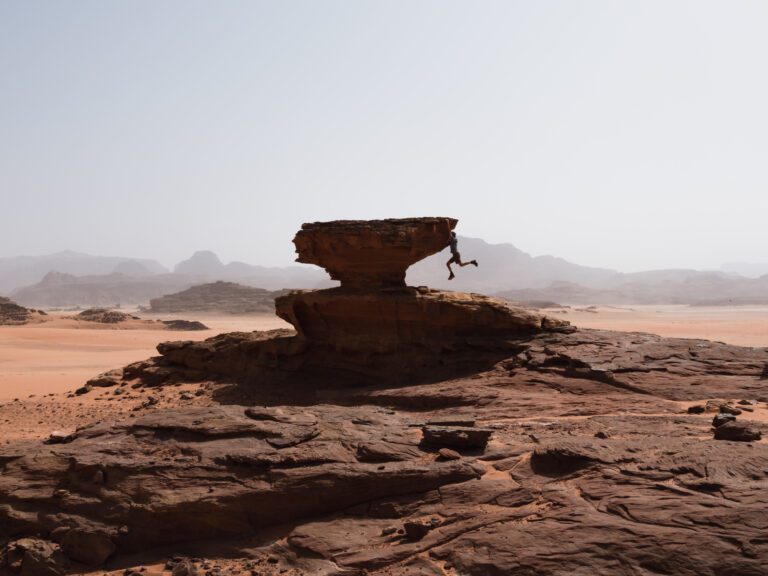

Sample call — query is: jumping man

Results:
[446,232,478,280]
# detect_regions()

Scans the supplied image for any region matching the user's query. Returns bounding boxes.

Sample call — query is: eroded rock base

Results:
[1,328,767,575]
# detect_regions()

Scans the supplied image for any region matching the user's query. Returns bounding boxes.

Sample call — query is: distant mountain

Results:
[4,243,766,308]
[10,250,331,308]
[407,237,619,293]
[173,250,331,291]
[174,251,225,276]
[721,262,768,279]
[498,274,768,306]
[13,271,192,308]
[0,250,168,294]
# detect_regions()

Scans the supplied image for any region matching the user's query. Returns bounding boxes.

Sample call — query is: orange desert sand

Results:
[1,305,766,403]
[2,305,767,447]
[563,304,768,348]
[0,312,290,401]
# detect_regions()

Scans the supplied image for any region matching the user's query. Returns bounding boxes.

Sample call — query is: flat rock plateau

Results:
[148,282,289,315]
[2,218,768,576]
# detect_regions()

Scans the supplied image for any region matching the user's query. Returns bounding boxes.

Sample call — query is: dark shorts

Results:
[448,252,461,264]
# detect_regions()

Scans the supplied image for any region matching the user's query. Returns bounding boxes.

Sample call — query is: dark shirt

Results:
[449,237,458,254]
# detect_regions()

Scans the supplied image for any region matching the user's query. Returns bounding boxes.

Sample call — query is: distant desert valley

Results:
[1,220,767,576]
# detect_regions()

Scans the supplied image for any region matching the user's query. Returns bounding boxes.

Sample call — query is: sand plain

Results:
[0,311,290,401]
[1,305,766,403]
[560,304,768,348]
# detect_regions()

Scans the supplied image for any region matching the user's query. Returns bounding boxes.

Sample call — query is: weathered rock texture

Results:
[0,298,36,326]
[3,219,768,575]
[293,218,457,288]
[142,219,568,385]
[75,308,136,323]
[149,282,288,314]
[1,329,767,575]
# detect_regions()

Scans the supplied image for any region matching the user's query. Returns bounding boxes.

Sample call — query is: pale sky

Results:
[1,1,766,272]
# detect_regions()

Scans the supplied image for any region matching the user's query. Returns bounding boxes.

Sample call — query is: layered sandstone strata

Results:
[293,217,457,288]
[149,218,568,384]
[3,219,768,575]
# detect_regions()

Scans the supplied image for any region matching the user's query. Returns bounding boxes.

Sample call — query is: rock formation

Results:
[1,218,767,575]
[149,281,288,314]
[75,308,137,323]
[145,218,569,386]
[293,218,458,288]
[0,297,44,326]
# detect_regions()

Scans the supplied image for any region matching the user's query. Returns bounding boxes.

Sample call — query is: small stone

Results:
[45,430,75,444]
[403,521,432,541]
[421,425,492,449]
[719,404,742,416]
[712,413,736,428]
[381,526,397,536]
[172,560,198,576]
[738,399,756,406]
[60,529,116,565]
[594,431,610,439]
[714,421,762,442]
[686,405,705,414]
[704,400,721,413]
[437,448,462,460]
[74,385,92,396]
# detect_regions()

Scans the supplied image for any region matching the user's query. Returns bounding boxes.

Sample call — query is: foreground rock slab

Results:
[1,328,767,575]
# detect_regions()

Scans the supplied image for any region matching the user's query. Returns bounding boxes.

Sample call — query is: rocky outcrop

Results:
[161,319,209,331]
[75,308,135,323]
[0,298,44,326]
[147,219,569,385]
[293,218,457,288]
[3,218,767,574]
[1,328,767,574]
[149,281,287,314]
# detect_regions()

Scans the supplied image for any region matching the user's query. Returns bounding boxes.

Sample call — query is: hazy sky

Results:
[1,1,767,272]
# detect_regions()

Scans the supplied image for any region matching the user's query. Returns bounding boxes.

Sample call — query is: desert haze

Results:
[3,2,768,575]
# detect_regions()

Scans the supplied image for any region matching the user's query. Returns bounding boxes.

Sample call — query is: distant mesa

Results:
[75,308,137,324]
[111,260,155,277]
[70,307,209,331]
[0,251,168,294]
[39,271,78,286]
[149,281,288,315]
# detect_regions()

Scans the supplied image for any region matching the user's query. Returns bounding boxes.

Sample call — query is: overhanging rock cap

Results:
[292,217,458,288]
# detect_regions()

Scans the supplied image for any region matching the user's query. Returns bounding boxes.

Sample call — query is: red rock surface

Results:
[0,297,36,326]
[2,219,768,575]
[293,217,457,287]
[1,329,767,575]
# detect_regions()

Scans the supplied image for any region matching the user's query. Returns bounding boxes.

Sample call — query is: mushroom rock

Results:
[153,217,570,385]
[292,217,457,288]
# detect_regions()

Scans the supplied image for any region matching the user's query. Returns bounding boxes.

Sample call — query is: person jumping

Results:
[446,232,478,280]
